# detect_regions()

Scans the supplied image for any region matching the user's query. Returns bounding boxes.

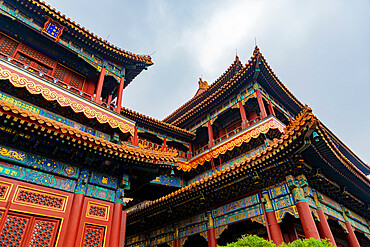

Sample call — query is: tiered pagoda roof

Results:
[127,106,370,231]
[163,55,244,125]
[2,0,152,86]
[163,47,369,175]
[121,107,195,141]
[0,97,177,164]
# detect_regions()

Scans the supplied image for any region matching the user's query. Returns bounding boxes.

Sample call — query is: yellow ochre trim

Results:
[0,63,135,135]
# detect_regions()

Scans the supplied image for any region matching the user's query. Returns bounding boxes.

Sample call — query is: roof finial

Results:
[198,78,209,90]
[253,40,260,56]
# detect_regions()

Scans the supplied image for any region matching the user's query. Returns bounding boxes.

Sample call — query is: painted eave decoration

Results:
[0,97,178,164]
[164,47,304,126]
[128,106,370,216]
[30,0,152,65]
[0,61,135,135]
[177,116,285,172]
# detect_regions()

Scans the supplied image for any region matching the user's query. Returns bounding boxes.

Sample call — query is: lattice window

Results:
[19,45,55,67]
[17,54,32,66]
[16,189,64,209]
[29,219,59,247]
[89,206,106,218]
[0,36,18,57]
[82,225,105,247]
[0,214,30,245]
[86,202,109,221]
[36,63,51,75]
[53,64,68,82]
[69,72,84,89]
[0,185,7,198]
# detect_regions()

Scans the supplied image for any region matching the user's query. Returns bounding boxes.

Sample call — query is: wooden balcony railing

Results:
[0,52,94,101]
[192,116,262,157]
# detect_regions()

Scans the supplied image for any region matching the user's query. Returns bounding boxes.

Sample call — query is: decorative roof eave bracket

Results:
[78,54,123,82]
[127,108,316,219]
[0,101,178,164]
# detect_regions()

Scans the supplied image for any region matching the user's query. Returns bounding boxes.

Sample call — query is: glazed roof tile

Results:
[128,106,370,215]
[164,47,304,126]
[24,0,152,65]
[121,107,195,139]
[0,99,177,163]
[163,55,243,123]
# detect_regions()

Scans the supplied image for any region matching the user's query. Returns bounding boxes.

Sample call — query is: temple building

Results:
[0,0,369,247]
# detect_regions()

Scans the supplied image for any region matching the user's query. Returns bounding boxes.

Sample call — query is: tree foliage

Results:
[218,235,333,247]
[218,234,275,247]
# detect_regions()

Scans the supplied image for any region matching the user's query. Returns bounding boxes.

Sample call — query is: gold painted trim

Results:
[0,64,135,135]
[9,208,64,247]
[0,180,13,202]
[12,185,69,212]
[85,201,110,221]
[80,222,107,247]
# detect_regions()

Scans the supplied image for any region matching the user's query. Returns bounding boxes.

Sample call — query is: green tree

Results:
[218,235,334,247]
[218,234,275,247]
[282,238,333,247]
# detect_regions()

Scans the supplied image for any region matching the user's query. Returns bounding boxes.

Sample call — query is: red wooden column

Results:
[342,208,360,247]
[63,170,89,246]
[238,101,249,129]
[132,127,138,146]
[262,191,284,246]
[63,193,85,246]
[287,176,320,240]
[162,137,167,151]
[268,100,276,117]
[187,143,192,159]
[95,67,106,104]
[207,121,214,148]
[119,212,127,247]
[115,77,125,113]
[110,202,124,247]
[256,90,267,119]
[107,94,113,105]
[314,193,337,246]
[207,212,217,247]
[173,226,180,247]
[174,239,180,247]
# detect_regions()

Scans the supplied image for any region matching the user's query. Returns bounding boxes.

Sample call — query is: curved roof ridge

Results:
[128,106,316,213]
[0,99,178,163]
[121,107,195,138]
[257,52,304,111]
[163,55,243,123]
[318,122,370,176]
[127,106,370,215]
[167,52,259,126]
[30,0,152,64]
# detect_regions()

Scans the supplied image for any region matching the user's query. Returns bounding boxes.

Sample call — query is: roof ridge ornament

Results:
[253,45,260,56]
[198,78,210,90]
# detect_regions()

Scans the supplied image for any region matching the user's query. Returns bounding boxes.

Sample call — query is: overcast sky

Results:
[43,0,370,165]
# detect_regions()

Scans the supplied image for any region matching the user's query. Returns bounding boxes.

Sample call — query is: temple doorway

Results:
[183,234,208,247]
[217,219,267,246]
